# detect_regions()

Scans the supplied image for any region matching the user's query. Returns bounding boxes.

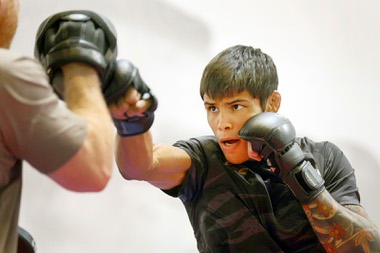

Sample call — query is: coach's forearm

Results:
[302,190,380,252]
[62,63,114,188]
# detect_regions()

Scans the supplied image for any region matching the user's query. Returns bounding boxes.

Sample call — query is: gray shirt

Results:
[167,135,360,252]
[0,49,87,253]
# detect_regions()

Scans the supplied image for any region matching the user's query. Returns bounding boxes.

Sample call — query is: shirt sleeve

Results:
[0,51,87,174]
[322,141,361,205]
[164,137,211,202]
[300,138,360,206]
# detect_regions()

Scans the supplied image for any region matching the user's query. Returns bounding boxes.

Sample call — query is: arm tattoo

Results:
[302,191,380,252]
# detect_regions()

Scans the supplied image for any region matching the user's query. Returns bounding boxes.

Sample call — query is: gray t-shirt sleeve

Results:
[298,137,360,206]
[0,50,87,173]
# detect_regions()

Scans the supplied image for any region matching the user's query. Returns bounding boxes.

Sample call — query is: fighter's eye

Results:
[206,105,218,112]
[232,104,243,110]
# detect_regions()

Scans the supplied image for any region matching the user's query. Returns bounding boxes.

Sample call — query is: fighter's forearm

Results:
[302,190,380,253]
[116,131,155,180]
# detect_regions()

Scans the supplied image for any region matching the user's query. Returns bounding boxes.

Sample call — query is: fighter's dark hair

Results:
[200,45,278,111]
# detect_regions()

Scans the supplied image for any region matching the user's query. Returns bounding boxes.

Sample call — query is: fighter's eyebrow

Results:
[225,99,249,105]
[204,98,249,106]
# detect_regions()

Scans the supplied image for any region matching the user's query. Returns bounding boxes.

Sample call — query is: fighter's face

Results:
[0,0,20,48]
[203,90,263,165]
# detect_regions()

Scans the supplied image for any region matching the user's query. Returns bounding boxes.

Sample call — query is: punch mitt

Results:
[34,10,117,98]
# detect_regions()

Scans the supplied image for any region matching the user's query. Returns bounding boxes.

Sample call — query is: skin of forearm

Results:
[302,190,380,253]
[116,131,154,180]
[62,63,114,174]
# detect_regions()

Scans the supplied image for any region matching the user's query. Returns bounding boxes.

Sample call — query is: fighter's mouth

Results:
[220,138,239,146]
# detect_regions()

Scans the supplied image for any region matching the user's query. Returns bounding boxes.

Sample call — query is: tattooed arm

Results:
[239,114,379,252]
[303,190,380,253]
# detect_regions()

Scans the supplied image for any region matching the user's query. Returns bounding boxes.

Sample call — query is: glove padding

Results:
[238,112,304,172]
[239,112,325,203]
[34,10,118,98]
[104,60,158,137]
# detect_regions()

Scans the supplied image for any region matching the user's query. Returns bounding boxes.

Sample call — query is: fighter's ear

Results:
[265,90,281,112]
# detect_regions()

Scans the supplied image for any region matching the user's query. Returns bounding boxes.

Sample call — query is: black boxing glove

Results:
[104,60,158,137]
[238,112,325,203]
[34,10,117,99]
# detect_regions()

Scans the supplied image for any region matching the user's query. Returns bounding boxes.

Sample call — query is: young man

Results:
[0,3,116,252]
[109,45,380,252]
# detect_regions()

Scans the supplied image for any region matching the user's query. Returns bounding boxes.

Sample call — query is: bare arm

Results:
[303,190,380,252]
[48,63,114,192]
[115,131,191,190]
[109,82,191,190]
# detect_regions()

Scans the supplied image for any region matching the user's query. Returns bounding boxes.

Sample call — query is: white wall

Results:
[13,0,380,252]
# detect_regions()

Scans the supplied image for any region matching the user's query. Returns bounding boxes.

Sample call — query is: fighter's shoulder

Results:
[174,135,219,155]
[297,136,342,154]
[0,49,48,88]
[296,136,347,175]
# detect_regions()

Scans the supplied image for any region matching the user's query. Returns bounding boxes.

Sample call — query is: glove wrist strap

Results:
[283,160,325,204]
[113,113,154,137]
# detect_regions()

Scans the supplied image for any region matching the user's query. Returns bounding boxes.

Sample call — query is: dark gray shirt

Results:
[165,135,360,253]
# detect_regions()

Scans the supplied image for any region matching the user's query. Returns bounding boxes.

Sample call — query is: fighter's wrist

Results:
[113,112,155,137]
[282,160,325,204]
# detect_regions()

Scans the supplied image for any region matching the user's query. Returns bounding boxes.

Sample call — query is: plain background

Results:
[11,0,380,252]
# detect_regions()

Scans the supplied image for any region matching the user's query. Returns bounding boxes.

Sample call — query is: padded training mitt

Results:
[34,10,118,98]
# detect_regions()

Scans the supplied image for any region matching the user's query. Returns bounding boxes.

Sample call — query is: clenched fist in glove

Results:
[106,60,158,137]
[34,10,117,98]
[238,112,325,203]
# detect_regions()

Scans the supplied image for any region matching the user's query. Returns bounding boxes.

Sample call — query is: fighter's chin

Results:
[223,153,250,165]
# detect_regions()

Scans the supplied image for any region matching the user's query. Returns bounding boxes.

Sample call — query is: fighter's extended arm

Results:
[239,112,380,252]
[34,10,116,192]
[107,61,190,190]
